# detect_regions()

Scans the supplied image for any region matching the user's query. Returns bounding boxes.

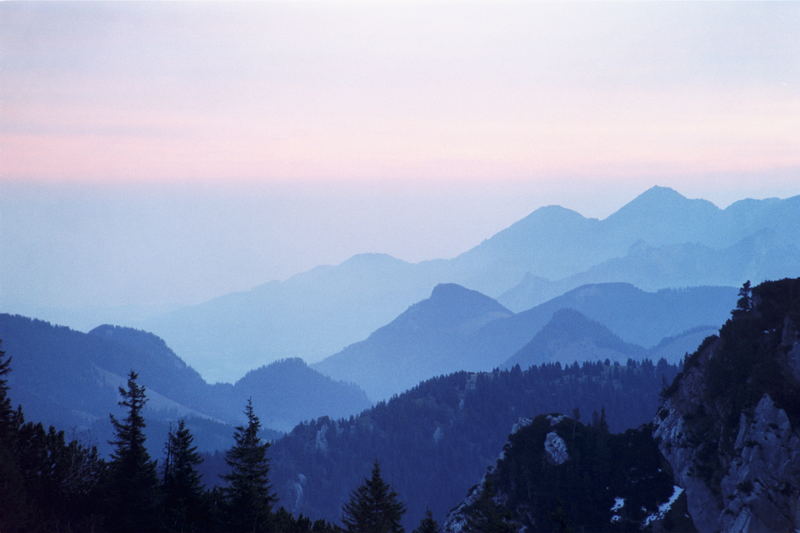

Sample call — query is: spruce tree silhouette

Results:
[107,370,160,533]
[223,398,275,533]
[163,419,204,533]
[342,461,406,533]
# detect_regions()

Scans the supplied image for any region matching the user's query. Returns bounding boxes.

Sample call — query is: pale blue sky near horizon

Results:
[1,1,799,313]
[2,176,798,315]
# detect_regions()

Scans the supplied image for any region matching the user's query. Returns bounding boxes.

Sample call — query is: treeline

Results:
[267,358,680,527]
[0,346,434,533]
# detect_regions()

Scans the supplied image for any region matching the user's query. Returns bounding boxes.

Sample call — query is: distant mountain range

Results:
[498,228,800,311]
[134,186,799,382]
[0,315,370,455]
[313,284,513,400]
[315,282,735,400]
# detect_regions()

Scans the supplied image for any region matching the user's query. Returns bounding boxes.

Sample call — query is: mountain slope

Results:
[503,308,645,369]
[499,229,800,311]
[234,358,371,432]
[445,416,694,533]
[0,315,369,452]
[267,359,679,530]
[646,325,718,364]
[315,283,733,400]
[314,283,512,400]
[136,188,800,382]
[654,278,800,533]
[141,253,439,382]
[466,283,736,372]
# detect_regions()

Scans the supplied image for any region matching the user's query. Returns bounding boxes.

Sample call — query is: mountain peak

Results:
[638,185,685,201]
[342,253,405,267]
[89,324,170,351]
[606,186,719,226]
[430,282,478,300]
[504,307,644,368]
[428,283,512,315]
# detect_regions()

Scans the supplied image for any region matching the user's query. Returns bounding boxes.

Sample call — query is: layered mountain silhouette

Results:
[0,314,370,454]
[234,358,370,432]
[503,308,645,369]
[499,229,800,311]
[315,282,735,400]
[136,187,799,383]
[314,284,512,400]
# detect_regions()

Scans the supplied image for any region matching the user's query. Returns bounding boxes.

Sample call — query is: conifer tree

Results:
[223,398,275,533]
[0,343,17,441]
[412,509,440,533]
[163,419,204,533]
[107,370,160,533]
[342,461,406,533]
[736,280,753,314]
[0,343,28,531]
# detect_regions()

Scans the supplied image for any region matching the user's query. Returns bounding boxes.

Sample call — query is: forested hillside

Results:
[267,359,679,528]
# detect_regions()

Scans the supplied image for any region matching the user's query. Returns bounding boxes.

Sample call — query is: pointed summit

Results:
[504,308,644,369]
[609,186,718,220]
[314,285,512,400]
[604,186,719,244]
[634,185,686,202]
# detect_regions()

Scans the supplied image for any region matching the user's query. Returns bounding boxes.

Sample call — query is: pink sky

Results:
[2,2,798,185]
[1,1,799,314]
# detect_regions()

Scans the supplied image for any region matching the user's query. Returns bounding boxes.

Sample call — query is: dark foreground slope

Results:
[445,415,694,533]
[655,278,800,533]
[267,359,679,529]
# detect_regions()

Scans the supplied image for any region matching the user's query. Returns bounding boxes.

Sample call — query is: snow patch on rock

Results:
[544,431,569,465]
[610,497,625,512]
[642,485,683,527]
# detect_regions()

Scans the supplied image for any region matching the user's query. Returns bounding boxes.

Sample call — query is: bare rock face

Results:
[654,278,800,533]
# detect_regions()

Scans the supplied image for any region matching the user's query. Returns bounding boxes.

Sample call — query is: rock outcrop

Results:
[445,414,693,533]
[654,278,800,533]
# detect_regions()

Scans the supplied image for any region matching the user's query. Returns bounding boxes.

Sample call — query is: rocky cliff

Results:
[654,278,800,533]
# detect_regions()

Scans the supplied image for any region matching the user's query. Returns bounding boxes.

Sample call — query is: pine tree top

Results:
[342,461,406,533]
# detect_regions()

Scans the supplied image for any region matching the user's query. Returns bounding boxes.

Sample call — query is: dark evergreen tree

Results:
[163,419,204,533]
[412,509,440,533]
[107,370,160,533]
[0,343,27,532]
[735,280,753,314]
[342,462,406,533]
[0,343,15,440]
[223,398,276,533]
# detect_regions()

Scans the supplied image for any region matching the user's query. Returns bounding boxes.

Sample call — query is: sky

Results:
[1,1,799,315]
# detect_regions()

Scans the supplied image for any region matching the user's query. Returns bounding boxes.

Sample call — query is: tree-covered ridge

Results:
[269,358,679,528]
[665,277,800,427]
[0,348,343,533]
[0,314,369,453]
[654,278,800,533]
[445,415,695,533]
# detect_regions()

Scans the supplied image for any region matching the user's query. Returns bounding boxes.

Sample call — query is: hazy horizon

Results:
[2,1,799,315]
